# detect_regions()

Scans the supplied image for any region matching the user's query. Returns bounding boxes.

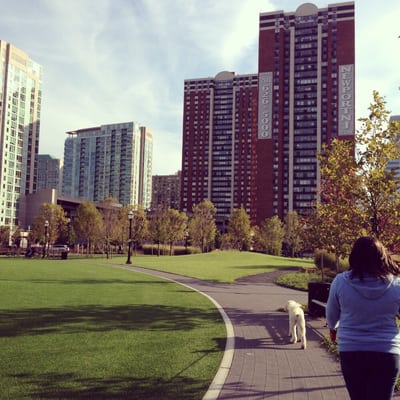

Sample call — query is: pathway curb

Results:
[119,265,234,400]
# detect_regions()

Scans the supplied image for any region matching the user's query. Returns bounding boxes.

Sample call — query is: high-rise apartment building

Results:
[62,122,153,208]
[257,2,355,222]
[181,2,354,227]
[181,71,258,225]
[0,41,42,228]
[37,154,62,192]
[138,126,153,210]
[152,172,181,210]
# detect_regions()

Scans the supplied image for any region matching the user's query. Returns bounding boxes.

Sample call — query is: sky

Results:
[1,0,399,175]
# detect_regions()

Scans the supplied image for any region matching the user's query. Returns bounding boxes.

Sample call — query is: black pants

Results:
[340,351,399,400]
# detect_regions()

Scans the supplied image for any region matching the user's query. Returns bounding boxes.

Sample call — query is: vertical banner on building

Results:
[258,72,273,139]
[338,64,354,136]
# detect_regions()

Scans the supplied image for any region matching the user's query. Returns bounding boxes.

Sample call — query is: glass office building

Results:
[37,154,62,192]
[62,122,153,209]
[0,41,42,228]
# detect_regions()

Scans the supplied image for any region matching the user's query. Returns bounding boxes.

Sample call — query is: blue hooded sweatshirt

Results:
[326,271,400,353]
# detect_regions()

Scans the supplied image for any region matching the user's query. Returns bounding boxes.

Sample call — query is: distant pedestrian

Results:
[25,246,34,258]
[326,236,400,400]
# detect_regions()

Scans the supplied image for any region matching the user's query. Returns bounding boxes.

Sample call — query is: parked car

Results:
[49,244,70,256]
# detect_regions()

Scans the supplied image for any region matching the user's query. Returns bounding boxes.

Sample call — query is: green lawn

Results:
[0,251,315,399]
[0,258,225,400]
[105,250,314,283]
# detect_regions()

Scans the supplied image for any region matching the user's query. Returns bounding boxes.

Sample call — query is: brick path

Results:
[122,266,400,400]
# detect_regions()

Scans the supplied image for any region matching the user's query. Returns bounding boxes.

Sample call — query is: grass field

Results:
[0,251,314,399]
[103,250,314,283]
[0,257,226,400]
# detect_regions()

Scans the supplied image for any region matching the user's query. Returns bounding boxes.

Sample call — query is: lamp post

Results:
[66,218,71,247]
[42,220,49,258]
[126,210,133,264]
[184,230,189,254]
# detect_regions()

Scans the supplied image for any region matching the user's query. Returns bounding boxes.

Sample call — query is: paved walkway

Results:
[121,266,399,400]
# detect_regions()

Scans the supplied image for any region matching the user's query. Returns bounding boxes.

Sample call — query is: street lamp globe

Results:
[43,220,49,258]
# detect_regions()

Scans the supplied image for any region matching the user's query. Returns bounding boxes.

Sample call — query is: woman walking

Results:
[326,236,400,400]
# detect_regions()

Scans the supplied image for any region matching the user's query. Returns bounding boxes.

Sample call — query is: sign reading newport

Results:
[338,64,354,136]
[258,72,273,139]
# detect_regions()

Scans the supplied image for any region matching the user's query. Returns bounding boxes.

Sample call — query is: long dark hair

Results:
[348,236,400,280]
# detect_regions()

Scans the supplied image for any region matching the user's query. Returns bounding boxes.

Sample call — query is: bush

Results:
[314,250,349,279]
[142,244,201,256]
[172,246,201,255]
[276,270,321,291]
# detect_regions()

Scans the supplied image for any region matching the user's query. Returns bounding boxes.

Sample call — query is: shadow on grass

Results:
[232,264,304,270]
[8,372,209,400]
[0,278,170,285]
[0,304,222,337]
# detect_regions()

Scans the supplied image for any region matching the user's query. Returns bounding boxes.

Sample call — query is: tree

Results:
[73,201,104,254]
[307,91,400,261]
[303,208,332,280]
[356,90,400,246]
[0,226,10,246]
[99,197,120,258]
[283,211,303,257]
[165,208,188,255]
[316,138,365,269]
[58,217,75,248]
[251,226,264,253]
[188,200,217,253]
[148,207,168,256]
[225,207,252,251]
[31,203,68,253]
[130,206,148,255]
[259,215,285,256]
[112,205,147,255]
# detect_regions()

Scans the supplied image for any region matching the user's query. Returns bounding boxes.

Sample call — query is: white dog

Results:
[285,300,307,349]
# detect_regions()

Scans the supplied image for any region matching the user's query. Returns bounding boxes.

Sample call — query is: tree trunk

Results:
[335,253,340,273]
[320,252,325,281]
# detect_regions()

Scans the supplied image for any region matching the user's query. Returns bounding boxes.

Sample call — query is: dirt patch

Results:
[236,267,301,284]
